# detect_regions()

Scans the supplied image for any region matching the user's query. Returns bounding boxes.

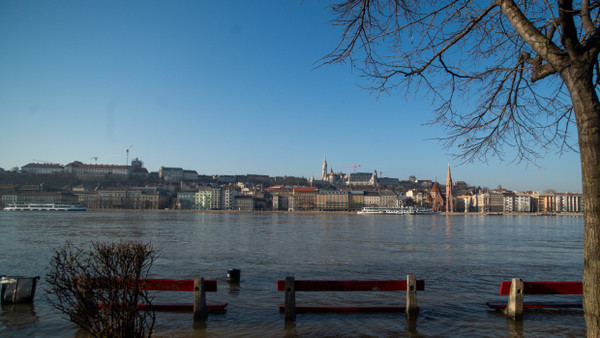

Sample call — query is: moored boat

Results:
[357,207,438,215]
[4,202,87,211]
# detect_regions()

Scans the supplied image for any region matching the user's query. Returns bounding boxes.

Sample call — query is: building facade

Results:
[177,191,196,209]
[293,187,316,211]
[21,163,64,174]
[555,193,583,212]
[477,192,505,213]
[345,171,378,187]
[379,190,399,207]
[363,191,380,207]
[159,167,184,182]
[65,161,130,177]
[196,188,222,210]
[315,190,350,211]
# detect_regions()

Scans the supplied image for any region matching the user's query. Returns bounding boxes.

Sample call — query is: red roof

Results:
[293,187,316,193]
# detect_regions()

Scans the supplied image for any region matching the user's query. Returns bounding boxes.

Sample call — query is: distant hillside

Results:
[0,172,160,190]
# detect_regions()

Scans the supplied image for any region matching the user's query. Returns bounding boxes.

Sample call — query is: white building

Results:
[196,187,222,210]
[159,167,184,182]
[222,187,240,210]
[406,189,425,206]
[21,163,64,174]
[64,161,129,176]
[555,193,583,213]
[514,193,532,212]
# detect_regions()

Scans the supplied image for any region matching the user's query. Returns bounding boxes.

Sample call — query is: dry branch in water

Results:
[46,240,156,338]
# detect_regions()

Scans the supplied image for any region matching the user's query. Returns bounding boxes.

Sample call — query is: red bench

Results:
[486,278,582,319]
[89,276,227,320]
[277,274,424,321]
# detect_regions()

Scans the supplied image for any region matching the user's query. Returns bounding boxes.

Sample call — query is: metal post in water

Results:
[227,269,241,283]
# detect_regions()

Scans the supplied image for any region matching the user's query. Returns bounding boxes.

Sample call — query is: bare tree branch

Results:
[323,0,598,165]
[46,241,156,338]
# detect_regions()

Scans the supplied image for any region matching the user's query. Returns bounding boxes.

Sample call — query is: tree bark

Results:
[562,62,600,336]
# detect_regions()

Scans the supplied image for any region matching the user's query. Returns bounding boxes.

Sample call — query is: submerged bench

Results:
[277,274,424,321]
[87,276,227,320]
[486,278,582,319]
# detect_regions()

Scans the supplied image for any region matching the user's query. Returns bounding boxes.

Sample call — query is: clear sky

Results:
[0,1,583,193]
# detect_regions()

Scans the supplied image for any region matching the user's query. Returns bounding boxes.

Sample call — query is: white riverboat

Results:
[4,202,87,211]
[357,207,438,215]
[357,207,388,214]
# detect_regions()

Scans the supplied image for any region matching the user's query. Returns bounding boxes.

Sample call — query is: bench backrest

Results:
[499,281,582,295]
[139,279,218,292]
[86,278,218,292]
[277,280,425,292]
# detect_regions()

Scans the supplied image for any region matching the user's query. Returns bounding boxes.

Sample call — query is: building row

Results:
[1,187,170,210]
[0,182,583,213]
[460,191,584,213]
[173,185,583,214]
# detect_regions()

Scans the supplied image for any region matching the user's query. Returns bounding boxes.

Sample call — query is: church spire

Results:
[321,154,328,180]
[446,162,454,212]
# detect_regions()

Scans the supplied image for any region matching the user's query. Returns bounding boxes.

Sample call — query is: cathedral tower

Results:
[446,163,454,212]
[321,154,328,180]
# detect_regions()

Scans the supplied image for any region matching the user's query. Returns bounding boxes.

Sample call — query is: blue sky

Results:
[0,1,583,193]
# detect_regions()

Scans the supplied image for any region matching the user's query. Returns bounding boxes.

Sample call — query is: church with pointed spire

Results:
[446,163,454,212]
[426,163,455,212]
[427,181,445,212]
[321,154,328,181]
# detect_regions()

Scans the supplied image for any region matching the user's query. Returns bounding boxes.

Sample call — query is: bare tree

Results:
[325,0,600,334]
[46,241,156,337]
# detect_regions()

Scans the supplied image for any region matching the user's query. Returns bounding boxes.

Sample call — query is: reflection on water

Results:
[0,211,585,336]
[0,303,39,327]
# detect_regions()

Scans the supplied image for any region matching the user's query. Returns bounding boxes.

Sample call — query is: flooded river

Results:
[0,211,585,336]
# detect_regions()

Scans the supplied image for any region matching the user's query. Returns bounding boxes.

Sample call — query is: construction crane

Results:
[126,145,133,165]
[91,157,99,164]
[341,164,361,173]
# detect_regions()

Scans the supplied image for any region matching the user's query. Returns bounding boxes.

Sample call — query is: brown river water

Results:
[0,211,585,337]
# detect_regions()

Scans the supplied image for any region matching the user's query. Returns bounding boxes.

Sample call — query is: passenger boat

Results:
[4,202,87,211]
[356,207,388,214]
[410,208,439,215]
[357,207,438,215]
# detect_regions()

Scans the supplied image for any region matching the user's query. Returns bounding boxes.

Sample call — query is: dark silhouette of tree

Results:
[46,241,156,337]
[325,0,600,333]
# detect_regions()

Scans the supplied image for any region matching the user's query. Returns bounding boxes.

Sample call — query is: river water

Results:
[0,211,585,337]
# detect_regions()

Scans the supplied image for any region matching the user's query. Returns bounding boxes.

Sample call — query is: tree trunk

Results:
[563,63,600,336]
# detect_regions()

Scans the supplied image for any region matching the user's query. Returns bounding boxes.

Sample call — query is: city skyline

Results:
[0,1,583,193]
[8,157,581,195]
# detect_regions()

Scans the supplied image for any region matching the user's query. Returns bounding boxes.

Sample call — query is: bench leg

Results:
[193,277,208,321]
[505,278,523,320]
[406,274,418,319]
[284,276,296,321]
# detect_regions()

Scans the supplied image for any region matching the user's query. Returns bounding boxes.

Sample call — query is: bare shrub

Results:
[46,240,156,337]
